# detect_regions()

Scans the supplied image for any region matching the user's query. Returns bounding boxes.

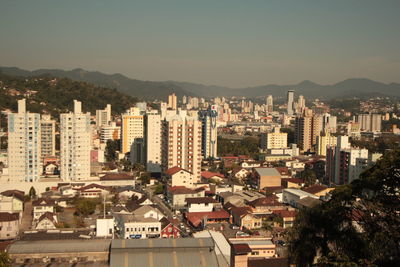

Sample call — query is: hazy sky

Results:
[1,0,399,87]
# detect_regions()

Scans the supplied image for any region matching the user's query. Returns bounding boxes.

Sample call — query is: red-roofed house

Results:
[166,166,195,188]
[230,207,262,230]
[160,217,181,238]
[201,171,225,183]
[303,185,334,197]
[185,210,230,228]
[247,196,284,214]
[273,210,297,228]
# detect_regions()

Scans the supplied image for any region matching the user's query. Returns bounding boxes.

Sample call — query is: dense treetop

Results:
[0,73,138,118]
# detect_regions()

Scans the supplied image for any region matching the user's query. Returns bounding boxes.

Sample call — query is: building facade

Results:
[60,100,91,181]
[8,99,41,182]
[198,105,218,159]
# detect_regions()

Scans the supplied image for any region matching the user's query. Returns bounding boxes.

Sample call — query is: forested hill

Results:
[0,73,138,117]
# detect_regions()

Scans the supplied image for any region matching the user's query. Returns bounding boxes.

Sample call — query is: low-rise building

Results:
[230,207,262,230]
[167,186,205,209]
[96,217,114,237]
[185,210,230,228]
[35,212,57,230]
[0,212,20,239]
[160,217,181,238]
[229,237,277,266]
[253,168,282,189]
[32,198,55,221]
[186,197,218,212]
[282,188,319,208]
[166,166,195,188]
[115,214,161,239]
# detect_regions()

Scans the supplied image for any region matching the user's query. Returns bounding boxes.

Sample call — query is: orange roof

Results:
[165,166,191,175]
[273,210,297,218]
[185,210,230,227]
[201,171,225,179]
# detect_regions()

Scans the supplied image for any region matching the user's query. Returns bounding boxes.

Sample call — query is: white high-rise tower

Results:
[7,99,41,182]
[60,100,91,181]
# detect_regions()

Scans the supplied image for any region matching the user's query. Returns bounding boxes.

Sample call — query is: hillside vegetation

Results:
[0,73,138,118]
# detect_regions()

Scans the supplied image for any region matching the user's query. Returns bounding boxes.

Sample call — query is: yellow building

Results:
[121,107,144,156]
[316,130,337,156]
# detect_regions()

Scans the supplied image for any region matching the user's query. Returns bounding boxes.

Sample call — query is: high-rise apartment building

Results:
[40,114,56,157]
[260,127,288,150]
[100,122,120,143]
[287,90,294,115]
[326,136,376,185]
[266,95,273,113]
[60,100,91,181]
[297,95,305,114]
[96,104,111,128]
[294,113,313,151]
[316,130,337,156]
[7,99,41,182]
[121,107,145,164]
[145,111,162,172]
[168,93,177,110]
[162,112,202,181]
[198,105,218,159]
[322,113,337,133]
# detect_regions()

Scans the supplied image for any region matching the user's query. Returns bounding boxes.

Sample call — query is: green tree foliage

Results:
[0,251,11,267]
[300,166,317,186]
[28,186,36,198]
[217,136,259,158]
[288,150,400,266]
[105,140,120,162]
[0,73,138,117]
[74,198,99,217]
[153,184,164,195]
[139,172,151,185]
[350,135,400,153]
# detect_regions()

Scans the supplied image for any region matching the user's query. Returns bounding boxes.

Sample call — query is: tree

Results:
[153,184,164,195]
[0,251,11,267]
[139,172,150,185]
[105,140,120,162]
[74,198,99,217]
[29,186,36,199]
[288,150,400,266]
[300,167,317,186]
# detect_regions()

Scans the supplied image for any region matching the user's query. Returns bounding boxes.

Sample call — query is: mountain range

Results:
[1,66,399,101]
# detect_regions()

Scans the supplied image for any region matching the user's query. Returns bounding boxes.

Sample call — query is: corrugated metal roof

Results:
[110,238,219,267]
[8,239,111,254]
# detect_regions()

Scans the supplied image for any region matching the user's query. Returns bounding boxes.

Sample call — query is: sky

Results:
[1,0,399,87]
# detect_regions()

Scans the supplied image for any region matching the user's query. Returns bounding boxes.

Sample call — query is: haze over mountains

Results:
[1,66,399,101]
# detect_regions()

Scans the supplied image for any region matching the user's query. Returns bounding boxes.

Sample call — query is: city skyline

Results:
[1,1,400,87]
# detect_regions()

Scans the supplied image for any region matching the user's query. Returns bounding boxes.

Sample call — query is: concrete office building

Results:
[60,100,91,181]
[198,105,218,159]
[95,104,111,128]
[40,114,56,157]
[7,99,41,182]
